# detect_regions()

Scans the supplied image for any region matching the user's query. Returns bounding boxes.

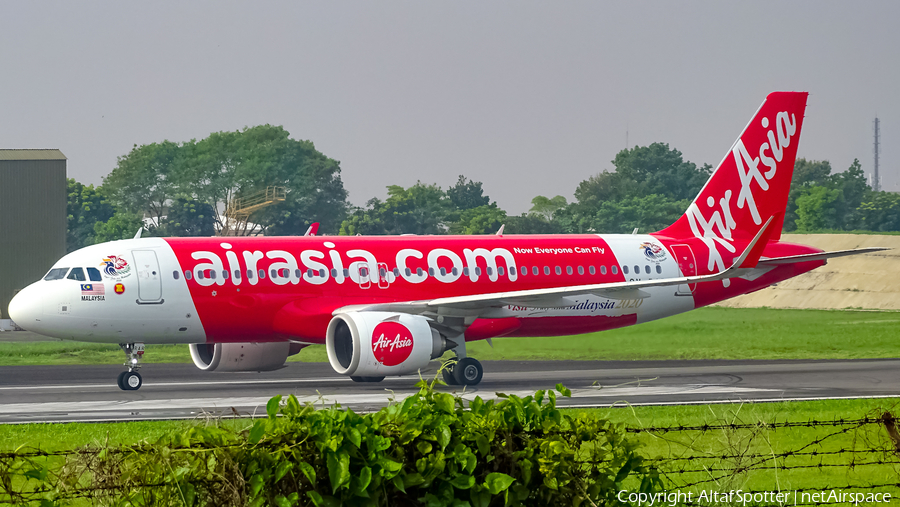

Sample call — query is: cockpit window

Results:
[67,267,86,281]
[86,267,102,282]
[44,268,69,281]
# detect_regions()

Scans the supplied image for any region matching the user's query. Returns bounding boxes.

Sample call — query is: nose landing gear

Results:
[118,343,144,391]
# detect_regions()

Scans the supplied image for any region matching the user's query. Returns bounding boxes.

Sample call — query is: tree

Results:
[159,196,216,237]
[857,192,900,232]
[92,212,144,243]
[609,143,711,201]
[784,159,833,231]
[794,186,842,231]
[103,141,179,227]
[255,138,349,235]
[448,204,506,235]
[529,195,568,222]
[590,195,690,234]
[504,213,565,234]
[447,175,490,211]
[561,143,710,234]
[66,179,116,252]
[339,183,451,235]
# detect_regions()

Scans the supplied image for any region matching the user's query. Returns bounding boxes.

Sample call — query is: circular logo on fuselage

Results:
[639,242,667,263]
[371,321,414,366]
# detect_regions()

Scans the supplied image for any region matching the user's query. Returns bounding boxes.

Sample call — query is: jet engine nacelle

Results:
[326,312,448,377]
[189,342,305,372]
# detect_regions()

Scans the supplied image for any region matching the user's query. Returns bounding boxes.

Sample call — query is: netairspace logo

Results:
[617,489,892,506]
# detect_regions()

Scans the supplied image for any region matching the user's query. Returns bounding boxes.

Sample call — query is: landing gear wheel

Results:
[121,371,142,391]
[442,363,459,386]
[350,376,385,383]
[116,371,127,390]
[453,357,483,386]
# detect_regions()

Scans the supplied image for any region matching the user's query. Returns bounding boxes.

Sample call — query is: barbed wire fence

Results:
[622,413,900,505]
[2,414,900,505]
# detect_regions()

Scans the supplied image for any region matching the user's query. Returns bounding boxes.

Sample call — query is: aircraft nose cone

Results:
[7,283,42,331]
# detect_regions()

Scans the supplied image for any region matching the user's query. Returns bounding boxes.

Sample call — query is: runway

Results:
[1,359,899,423]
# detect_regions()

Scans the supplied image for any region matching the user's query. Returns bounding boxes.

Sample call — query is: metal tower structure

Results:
[873,117,881,192]
[220,186,286,236]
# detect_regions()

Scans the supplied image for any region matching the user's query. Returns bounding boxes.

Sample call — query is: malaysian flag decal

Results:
[81,284,106,301]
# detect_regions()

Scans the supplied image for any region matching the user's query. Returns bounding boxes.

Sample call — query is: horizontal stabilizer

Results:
[758,247,890,265]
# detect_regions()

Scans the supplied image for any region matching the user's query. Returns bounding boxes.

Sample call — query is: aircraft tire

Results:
[117,371,127,390]
[123,371,142,391]
[453,357,483,386]
[350,376,385,383]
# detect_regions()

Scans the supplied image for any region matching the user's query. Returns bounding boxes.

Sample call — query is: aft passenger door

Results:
[133,250,163,303]
[670,244,697,296]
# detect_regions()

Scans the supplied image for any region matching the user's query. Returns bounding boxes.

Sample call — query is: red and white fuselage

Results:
[8,232,824,345]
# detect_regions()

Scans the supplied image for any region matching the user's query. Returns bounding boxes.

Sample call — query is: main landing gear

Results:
[438,322,484,387]
[117,343,144,391]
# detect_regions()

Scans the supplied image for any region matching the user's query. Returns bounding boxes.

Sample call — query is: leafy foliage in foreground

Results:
[2,382,659,506]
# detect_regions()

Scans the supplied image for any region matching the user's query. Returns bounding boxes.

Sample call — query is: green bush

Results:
[2,381,660,506]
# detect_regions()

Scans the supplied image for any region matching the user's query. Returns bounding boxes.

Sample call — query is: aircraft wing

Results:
[338,218,774,316]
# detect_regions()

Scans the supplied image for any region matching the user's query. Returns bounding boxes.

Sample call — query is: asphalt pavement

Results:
[1,359,898,423]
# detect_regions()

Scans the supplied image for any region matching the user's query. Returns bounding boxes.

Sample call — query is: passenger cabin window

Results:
[486,267,493,276]
[296,269,303,278]
[543,266,550,275]
[599,265,606,275]
[393,268,400,277]
[234,270,241,279]
[645,265,651,274]
[463,267,470,276]
[67,268,86,281]
[247,269,254,279]
[343,269,350,277]
[197,270,205,280]
[44,268,69,281]
[416,268,424,276]
[258,269,266,279]
[656,265,662,274]
[497,266,504,276]
[223,270,229,279]
[533,266,539,275]
[577,266,584,275]
[521,266,527,276]
[172,270,180,280]
[634,265,639,274]
[429,268,435,276]
[475,267,482,276]
[184,270,193,280]
[611,266,619,275]
[451,267,458,276]
[623,265,629,275]
[567,266,574,275]
[209,270,217,280]
[555,266,562,275]
[405,268,412,276]
[271,269,277,278]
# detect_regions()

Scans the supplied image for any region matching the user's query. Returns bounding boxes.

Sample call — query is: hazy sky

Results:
[2,1,898,214]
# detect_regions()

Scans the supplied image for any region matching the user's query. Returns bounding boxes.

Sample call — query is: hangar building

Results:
[0,149,67,320]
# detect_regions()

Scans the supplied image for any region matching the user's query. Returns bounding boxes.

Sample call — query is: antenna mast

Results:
[873,117,881,192]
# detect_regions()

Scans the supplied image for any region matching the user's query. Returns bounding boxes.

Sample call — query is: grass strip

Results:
[1,307,897,366]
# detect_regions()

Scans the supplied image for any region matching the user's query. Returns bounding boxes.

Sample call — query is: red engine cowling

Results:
[189,342,305,372]
[326,312,448,377]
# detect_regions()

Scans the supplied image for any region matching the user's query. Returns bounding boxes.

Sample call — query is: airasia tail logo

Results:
[371,322,414,366]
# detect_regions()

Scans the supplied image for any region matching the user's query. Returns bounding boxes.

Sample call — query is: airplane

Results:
[8,91,887,391]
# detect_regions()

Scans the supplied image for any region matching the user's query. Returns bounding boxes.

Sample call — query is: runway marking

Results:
[0,384,779,416]
[0,376,422,391]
